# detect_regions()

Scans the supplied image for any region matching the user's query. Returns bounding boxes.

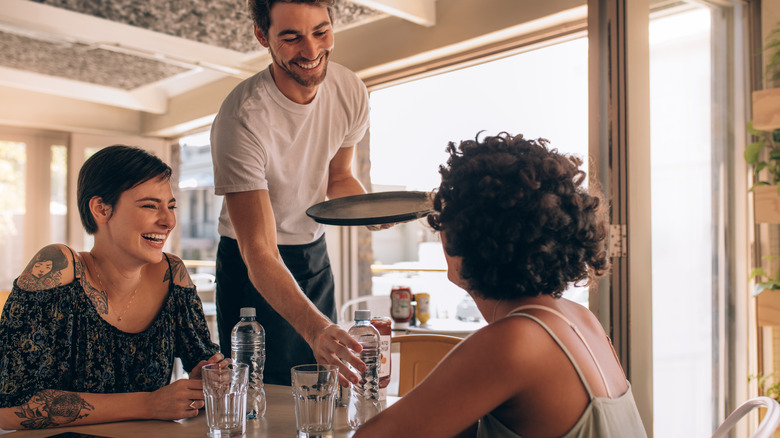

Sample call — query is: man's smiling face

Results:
[256,2,334,91]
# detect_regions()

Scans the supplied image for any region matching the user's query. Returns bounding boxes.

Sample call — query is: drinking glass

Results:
[202,363,249,438]
[291,364,339,438]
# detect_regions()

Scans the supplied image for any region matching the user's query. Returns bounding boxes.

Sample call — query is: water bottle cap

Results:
[240,307,256,318]
[354,309,371,321]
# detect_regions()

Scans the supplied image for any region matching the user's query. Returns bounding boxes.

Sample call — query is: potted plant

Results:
[745,123,780,223]
[748,21,780,327]
[752,20,780,134]
[746,19,780,223]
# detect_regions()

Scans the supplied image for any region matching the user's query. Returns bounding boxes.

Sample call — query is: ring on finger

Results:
[189,400,197,410]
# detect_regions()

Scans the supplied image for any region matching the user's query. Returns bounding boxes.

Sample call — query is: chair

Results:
[712,396,780,438]
[191,273,216,302]
[392,334,462,396]
[0,291,10,318]
[339,295,391,322]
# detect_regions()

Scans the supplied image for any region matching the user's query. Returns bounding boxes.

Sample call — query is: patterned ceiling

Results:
[0,0,382,92]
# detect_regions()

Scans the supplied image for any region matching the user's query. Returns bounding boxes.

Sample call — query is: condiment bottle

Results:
[415,292,431,325]
[370,316,392,393]
[390,286,413,328]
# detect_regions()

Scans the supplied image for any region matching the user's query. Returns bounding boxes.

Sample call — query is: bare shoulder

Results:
[456,317,550,368]
[559,299,608,336]
[16,244,76,291]
[163,253,194,288]
[470,312,578,372]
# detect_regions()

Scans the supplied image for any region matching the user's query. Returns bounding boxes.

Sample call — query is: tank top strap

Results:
[163,253,172,280]
[507,304,613,398]
[65,245,80,279]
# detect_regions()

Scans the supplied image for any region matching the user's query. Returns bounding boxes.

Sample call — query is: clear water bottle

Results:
[230,307,266,419]
[347,309,382,429]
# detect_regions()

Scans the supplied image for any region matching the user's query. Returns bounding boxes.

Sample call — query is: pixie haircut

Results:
[77,145,172,235]
[427,132,610,300]
[249,0,335,36]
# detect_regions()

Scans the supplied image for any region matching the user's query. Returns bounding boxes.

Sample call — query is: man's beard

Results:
[270,49,330,87]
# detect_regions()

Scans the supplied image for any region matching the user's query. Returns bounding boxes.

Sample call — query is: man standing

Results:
[210,0,368,385]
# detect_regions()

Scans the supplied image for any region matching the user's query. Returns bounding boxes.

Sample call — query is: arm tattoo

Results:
[14,390,94,429]
[164,257,194,288]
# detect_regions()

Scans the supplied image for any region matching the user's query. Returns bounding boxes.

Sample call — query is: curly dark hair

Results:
[427,132,610,300]
[248,0,334,37]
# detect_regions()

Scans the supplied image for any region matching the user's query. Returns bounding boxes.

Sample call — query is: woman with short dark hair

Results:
[0,145,224,430]
[355,133,646,437]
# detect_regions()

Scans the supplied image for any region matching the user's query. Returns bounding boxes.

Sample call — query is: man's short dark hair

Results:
[249,0,335,37]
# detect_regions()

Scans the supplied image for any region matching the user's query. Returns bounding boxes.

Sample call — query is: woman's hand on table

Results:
[188,352,229,379]
[147,378,205,420]
[311,323,365,386]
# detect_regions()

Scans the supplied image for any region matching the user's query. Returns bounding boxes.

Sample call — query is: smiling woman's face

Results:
[32,260,53,278]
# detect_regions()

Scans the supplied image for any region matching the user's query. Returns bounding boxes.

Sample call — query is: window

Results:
[176,131,221,271]
[0,141,27,289]
[0,130,69,290]
[367,37,590,318]
[649,4,741,435]
[50,145,68,244]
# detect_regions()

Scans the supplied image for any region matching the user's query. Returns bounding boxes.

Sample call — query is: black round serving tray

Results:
[306,191,433,226]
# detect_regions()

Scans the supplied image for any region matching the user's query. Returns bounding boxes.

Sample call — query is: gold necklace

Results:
[91,254,140,322]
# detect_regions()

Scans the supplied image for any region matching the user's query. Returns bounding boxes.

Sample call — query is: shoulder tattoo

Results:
[82,279,108,315]
[73,256,84,279]
[17,246,69,291]
[14,390,94,429]
[164,257,194,288]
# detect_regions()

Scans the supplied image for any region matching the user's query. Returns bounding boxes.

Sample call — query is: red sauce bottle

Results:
[370,316,392,389]
[390,286,413,325]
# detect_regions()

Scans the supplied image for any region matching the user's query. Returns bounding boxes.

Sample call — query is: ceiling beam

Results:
[0,66,168,113]
[348,0,436,27]
[0,0,258,77]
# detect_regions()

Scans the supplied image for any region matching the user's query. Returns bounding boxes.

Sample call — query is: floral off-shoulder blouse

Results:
[0,254,219,408]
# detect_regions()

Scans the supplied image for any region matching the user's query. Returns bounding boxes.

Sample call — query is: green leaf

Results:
[748,120,765,136]
[745,141,766,164]
[754,282,780,296]
[751,267,769,279]
[749,182,770,192]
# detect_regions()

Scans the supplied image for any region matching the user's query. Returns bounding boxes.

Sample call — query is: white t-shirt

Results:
[210,62,370,245]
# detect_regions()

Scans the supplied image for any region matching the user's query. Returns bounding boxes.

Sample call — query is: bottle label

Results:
[391,288,413,321]
[378,334,391,378]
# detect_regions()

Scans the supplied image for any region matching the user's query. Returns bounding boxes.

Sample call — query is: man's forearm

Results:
[327,175,367,200]
[241,245,332,344]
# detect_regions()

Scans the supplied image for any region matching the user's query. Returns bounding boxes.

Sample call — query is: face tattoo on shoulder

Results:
[17,246,69,291]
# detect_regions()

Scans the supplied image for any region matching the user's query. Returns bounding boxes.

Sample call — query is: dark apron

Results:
[215,234,336,386]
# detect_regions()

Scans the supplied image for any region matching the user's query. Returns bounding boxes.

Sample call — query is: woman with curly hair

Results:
[354,133,646,437]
